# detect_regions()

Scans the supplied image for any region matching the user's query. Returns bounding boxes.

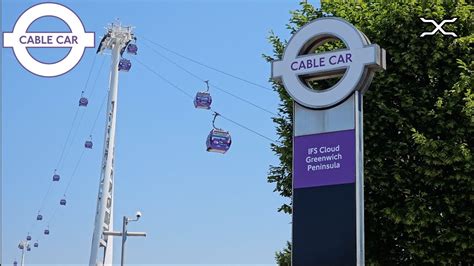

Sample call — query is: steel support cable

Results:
[40,149,86,233]
[43,203,62,236]
[59,57,106,171]
[211,83,276,116]
[55,108,80,170]
[55,55,99,170]
[141,36,274,92]
[59,109,86,170]
[37,183,53,213]
[211,108,277,143]
[31,57,96,234]
[27,109,80,242]
[136,58,278,144]
[38,91,108,240]
[64,149,86,195]
[25,55,101,242]
[82,54,98,93]
[87,56,107,100]
[31,93,108,243]
[21,58,103,247]
[142,42,277,116]
[56,54,100,170]
[135,57,194,99]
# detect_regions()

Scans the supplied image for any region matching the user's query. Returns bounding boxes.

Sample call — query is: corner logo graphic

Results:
[3,2,95,77]
[420,18,458,37]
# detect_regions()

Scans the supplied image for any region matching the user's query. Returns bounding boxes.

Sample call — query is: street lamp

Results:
[103,211,146,266]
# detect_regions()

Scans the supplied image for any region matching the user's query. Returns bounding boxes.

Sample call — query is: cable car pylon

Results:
[17,240,30,266]
[89,21,136,266]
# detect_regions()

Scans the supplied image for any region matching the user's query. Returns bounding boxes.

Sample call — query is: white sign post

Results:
[271,17,386,265]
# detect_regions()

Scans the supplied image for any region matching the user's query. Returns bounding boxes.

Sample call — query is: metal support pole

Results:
[89,42,120,266]
[121,216,127,266]
[102,213,146,266]
[20,246,26,266]
[18,240,28,266]
[90,22,135,266]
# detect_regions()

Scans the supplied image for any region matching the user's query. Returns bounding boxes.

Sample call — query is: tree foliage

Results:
[266,1,473,264]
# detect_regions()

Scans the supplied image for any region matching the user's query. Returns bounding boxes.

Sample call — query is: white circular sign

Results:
[271,17,385,109]
[3,3,95,77]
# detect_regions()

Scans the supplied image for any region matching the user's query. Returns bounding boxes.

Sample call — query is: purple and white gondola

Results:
[206,129,232,154]
[194,92,212,109]
[127,43,138,55]
[118,58,132,72]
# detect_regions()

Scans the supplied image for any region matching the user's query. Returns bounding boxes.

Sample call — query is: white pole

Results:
[121,216,127,266]
[19,241,27,266]
[89,38,121,266]
[102,214,146,266]
[20,247,25,266]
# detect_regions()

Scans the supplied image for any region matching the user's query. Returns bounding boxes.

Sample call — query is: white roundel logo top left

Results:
[3,2,95,77]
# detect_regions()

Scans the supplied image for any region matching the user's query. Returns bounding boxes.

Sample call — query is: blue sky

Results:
[1,0,312,264]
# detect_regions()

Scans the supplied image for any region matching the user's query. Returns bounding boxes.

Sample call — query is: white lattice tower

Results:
[89,22,134,266]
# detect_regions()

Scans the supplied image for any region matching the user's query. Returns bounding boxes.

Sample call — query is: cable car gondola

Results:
[194,80,212,109]
[85,135,93,149]
[36,213,43,221]
[53,170,60,182]
[44,228,50,235]
[60,198,67,206]
[206,113,231,154]
[26,234,31,241]
[118,58,131,72]
[127,43,138,55]
[27,247,31,251]
[14,260,18,266]
[79,91,88,107]
[34,242,39,248]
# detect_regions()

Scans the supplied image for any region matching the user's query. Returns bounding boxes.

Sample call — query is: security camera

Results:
[136,211,142,219]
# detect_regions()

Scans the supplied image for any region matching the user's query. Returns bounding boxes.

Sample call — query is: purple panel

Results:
[294,129,355,188]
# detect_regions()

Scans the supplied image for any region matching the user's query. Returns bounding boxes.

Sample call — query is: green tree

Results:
[265,1,473,264]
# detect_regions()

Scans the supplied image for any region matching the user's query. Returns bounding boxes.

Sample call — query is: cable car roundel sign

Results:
[271,17,386,265]
[3,2,95,77]
[271,17,386,109]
